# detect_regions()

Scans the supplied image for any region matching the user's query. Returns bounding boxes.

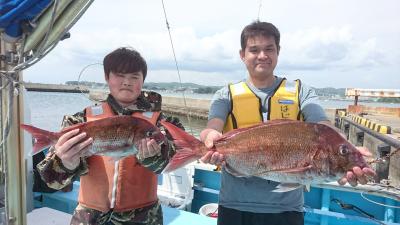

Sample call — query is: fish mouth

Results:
[147,130,165,146]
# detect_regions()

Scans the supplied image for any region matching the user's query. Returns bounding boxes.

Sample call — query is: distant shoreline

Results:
[24,82,88,93]
[24,82,400,104]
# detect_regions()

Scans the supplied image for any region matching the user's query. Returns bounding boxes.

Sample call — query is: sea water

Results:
[25,91,399,136]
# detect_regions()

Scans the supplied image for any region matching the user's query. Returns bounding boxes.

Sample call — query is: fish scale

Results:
[217,123,320,174]
[161,119,369,186]
[21,115,165,158]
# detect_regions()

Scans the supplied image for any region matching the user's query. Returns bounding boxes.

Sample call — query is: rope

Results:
[368,148,400,164]
[361,192,400,209]
[76,62,104,102]
[331,198,386,225]
[5,0,94,74]
[12,0,60,72]
[0,72,11,90]
[160,0,194,135]
[0,76,18,150]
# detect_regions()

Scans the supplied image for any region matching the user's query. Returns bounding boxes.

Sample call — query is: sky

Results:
[24,0,400,89]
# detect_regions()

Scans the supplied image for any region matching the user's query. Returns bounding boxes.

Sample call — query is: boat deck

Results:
[31,166,400,225]
[27,206,216,225]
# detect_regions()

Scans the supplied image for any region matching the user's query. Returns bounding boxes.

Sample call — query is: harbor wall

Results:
[162,96,336,121]
[162,96,210,120]
[24,83,89,93]
[348,105,400,117]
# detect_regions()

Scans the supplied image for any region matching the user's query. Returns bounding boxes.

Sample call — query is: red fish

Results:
[161,119,369,186]
[21,115,165,157]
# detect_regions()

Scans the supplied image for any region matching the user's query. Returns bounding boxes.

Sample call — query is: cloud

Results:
[23,0,400,88]
[54,24,389,76]
[55,26,242,72]
[145,69,246,87]
[279,26,385,71]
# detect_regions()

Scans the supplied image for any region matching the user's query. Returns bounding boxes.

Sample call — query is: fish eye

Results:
[146,131,153,137]
[339,145,349,155]
[146,130,160,137]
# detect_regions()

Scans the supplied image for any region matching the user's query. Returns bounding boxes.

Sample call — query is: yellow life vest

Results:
[224,79,302,132]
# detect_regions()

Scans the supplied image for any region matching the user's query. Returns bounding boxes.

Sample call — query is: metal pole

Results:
[1,37,27,225]
[342,117,400,149]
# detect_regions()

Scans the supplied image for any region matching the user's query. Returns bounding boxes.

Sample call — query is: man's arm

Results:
[199,118,225,165]
[200,118,224,142]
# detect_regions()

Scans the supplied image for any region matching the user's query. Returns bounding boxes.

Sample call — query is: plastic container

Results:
[198,203,218,218]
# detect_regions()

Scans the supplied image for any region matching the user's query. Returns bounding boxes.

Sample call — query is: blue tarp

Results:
[0,0,52,42]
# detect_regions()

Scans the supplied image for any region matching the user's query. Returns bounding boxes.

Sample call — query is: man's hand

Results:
[199,128,225,166]
[318,121,376,186]
[338,147,376,186]
[137,138,162,159]
[55,129,93,170]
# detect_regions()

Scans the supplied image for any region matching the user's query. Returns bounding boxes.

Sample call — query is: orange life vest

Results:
[78,102,160,212]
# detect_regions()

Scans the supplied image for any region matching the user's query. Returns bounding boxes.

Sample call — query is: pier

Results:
[162,96,210,120]
[24,82,89,93]
[346,88,400,105]
[163,97,349,123]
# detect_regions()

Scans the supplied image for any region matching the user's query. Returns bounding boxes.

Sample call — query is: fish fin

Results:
[267,165,313,174]
[273,165,313,173]
[96,145,137,158]
[304,184,311,192]
[224,164,248,177]
[266,119,295,124]
[272,183,303,193]
[20,124,58,155]
[160,120,200,145]
[160,120,203,173]
[251,165,313,177]
[222,119,296,138]
[220,127,250,139]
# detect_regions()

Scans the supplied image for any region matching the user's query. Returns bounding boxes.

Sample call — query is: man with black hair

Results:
[200,21,375,225]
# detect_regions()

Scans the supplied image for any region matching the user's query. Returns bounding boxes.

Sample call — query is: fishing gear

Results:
[160,0,194,135]
[331,198,374,218]
[368,148,400,164]
[331,198,386,225]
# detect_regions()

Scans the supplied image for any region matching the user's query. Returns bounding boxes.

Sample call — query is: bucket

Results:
[198,203,218,218]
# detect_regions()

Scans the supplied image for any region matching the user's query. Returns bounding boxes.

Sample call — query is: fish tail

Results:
[20,124,58,155]
[161,120,203,173]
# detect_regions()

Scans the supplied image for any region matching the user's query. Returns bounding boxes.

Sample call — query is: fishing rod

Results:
[257,0,263,21]
[160,0,194,135]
